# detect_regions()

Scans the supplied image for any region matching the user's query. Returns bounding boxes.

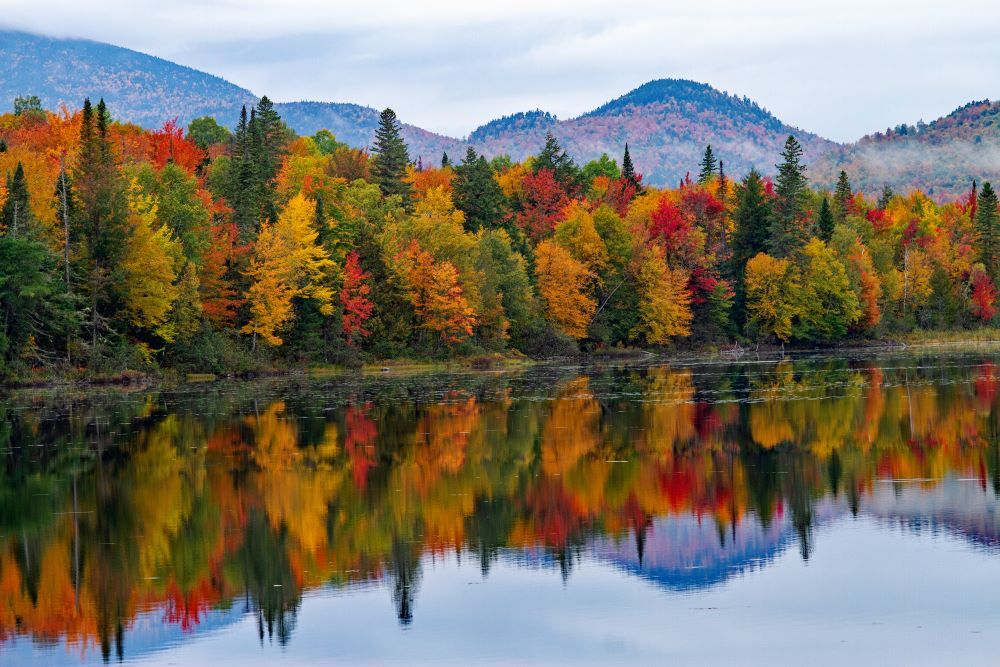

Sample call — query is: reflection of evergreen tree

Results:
[388,537,421,626]
[234,510,300,646]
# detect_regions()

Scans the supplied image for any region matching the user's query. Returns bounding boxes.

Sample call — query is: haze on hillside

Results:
[1,0,999,142]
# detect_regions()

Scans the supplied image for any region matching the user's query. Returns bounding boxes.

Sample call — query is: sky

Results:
[2,0,1000,142]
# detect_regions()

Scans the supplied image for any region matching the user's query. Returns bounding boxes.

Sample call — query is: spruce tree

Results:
[729,169,772,326]
[833,170,852,223]
[818,197,834,242]
[453,147,507,233]
[534,131,580,193]
[1,162,31,236]
[441,151,450,168]
[877,184,894,210]
[975,181,999,282]
[371,108,413,203]
[622,143,637,186]
[698,145,718,184]
[769,135,809,257]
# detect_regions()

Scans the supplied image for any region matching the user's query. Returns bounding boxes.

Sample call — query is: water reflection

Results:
[1,353,999,662]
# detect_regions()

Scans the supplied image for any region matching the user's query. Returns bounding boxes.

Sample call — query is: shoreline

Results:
[5,332,1000,393]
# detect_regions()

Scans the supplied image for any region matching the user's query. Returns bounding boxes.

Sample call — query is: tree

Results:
[243,194,334,347]
[877,184,894,210]
[698,145,718,185]
[1,162,33,236]
[371,108,413,203]
[187,116,230,149]
[833,170,852,223]
[975,181,999,282]
[397,241,475,345]
[581,154,619,184]
[441,151,450,168]
[452,147,507,232]
[475,229,538,348]
[969,264,997,322]
[311,129,345,155]
[817,197,834,242]
[73,98,129,353]
[794,238,860,341]
[770,135,809,257]
[514,169,569,242]
[534,239,595,339]
[744,253,800,342]
[340,251,374,347]
[13,95,43,117]
[534,132,580,194]
[730,169,771,281]
[622,143,640,190]
[633,245,692,344]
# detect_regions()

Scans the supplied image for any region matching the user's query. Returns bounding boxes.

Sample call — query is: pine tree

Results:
[818,197,834,242]
[453,147,507,232]
[534,131,580,193]
[371,108,413,203]
[228,105,259,244]
[622,143,638,188]
[975,181,999,282]
[769,135,809,257]
[877,184,894,210]
[73,98,128,354]
[250,95,286,223]
[698,145,718,184]
[833,170,852,223]
[729,169,771,326]
[1,162,31,236]
[441,151,450,168]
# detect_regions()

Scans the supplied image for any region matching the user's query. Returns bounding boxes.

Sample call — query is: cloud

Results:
[1,0,999,141]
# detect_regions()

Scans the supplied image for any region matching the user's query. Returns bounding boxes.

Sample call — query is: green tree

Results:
[833,170,852,223]
[371,108,413,203]
[453,147,507,233]
[186,116,230,149]
[877,184,894,210]
[13,95,44,120]
[698,145,718,184]
[312,129,345,155]
[794,238,861,341]
[769,135,809,257]
[581,153,619,183]
[729,169,771,324]
[622,143,639,189]
[817,197,834,242]
[975,181,999,282]
[1,162,32,237]
[534,131,580,194]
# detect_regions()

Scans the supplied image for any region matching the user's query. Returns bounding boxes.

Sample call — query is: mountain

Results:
[467,79,837,186]
[810,99,1000,199]
[0,30,257,127]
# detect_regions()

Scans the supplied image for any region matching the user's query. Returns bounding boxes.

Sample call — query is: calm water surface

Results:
[2,350,1000,665]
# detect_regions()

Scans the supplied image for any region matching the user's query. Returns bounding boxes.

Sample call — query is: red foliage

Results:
[147,119,205,173]
[970,270,997,322]
[340,251,374,346]
[344,404,378,490]
[601,176,638,217]
[514,168,570,242]
[866,208,889,232]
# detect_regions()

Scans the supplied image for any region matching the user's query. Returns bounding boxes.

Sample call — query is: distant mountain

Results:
[0,30,256,127]
[810,99,1000,199]
[467,79,837,186]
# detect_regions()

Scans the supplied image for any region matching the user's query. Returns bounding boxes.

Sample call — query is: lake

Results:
[2,349,1000,666]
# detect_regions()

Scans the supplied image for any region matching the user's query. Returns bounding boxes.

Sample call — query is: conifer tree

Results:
[698,145,718,184]
[769,135,809,257]
[833,170,852,223]
[371,108,413,203]
[818,197,834,242]
[1,162,31,236]
[534,131,580,193]
[877,184,894,210]
[622,143,637,186]
[453,147,507,232]
[975,181,999,282]
[729,169,771,324]
[441,151,450,168]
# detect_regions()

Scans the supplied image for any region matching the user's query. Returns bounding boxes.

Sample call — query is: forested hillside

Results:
[0,95,997,381]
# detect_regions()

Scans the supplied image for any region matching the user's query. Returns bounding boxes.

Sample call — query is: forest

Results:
[0,94,998,379]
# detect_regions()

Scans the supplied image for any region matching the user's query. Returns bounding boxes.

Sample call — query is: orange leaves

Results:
[147,119,205,173]
[969,265,998,322]
[397,241,476,345]
[534,239,595,339]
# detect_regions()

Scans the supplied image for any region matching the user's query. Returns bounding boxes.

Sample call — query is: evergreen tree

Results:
[698,145,718,184]
[769,135,809,257]
[1,162,31,236]
[729,169,771,325]
[818,197,834,242]
[250,96,286,223]
[833,170,852,223]
[228,105,259,244]
[371,108,413,203]
[0,139,7,152]
[622,143,638,188]
[453,147,507,233]
[534,131,580,194]
[877,184,894,210]
[72,98,128,353]
[975,181,999,282]
[441,151,450,168]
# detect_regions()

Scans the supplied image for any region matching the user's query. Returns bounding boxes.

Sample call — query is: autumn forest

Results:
[0,94,998,380]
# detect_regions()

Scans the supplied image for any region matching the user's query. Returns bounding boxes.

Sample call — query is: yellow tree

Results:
[243,193,334,347]
[633,244,692,344]
[745,252,800,342]
[534,239,595,339]
[398,241,476,344]
[122,179,181,340]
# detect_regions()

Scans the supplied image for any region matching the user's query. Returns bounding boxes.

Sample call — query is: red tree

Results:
[340,251,374,346]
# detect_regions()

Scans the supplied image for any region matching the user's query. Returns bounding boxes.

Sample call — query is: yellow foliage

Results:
[745,252,800,342]
[534,239,596,339]
[633,244,692,344]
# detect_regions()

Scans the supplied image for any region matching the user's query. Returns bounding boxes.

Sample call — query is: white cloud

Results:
[1,0,999,141]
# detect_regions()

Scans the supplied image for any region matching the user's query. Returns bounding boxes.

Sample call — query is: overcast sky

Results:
[2,0,999,142]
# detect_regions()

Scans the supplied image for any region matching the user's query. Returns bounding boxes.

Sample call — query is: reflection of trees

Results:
[0,355,998,652]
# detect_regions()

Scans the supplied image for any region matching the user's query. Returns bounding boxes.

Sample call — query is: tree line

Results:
[0,95,997,377]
